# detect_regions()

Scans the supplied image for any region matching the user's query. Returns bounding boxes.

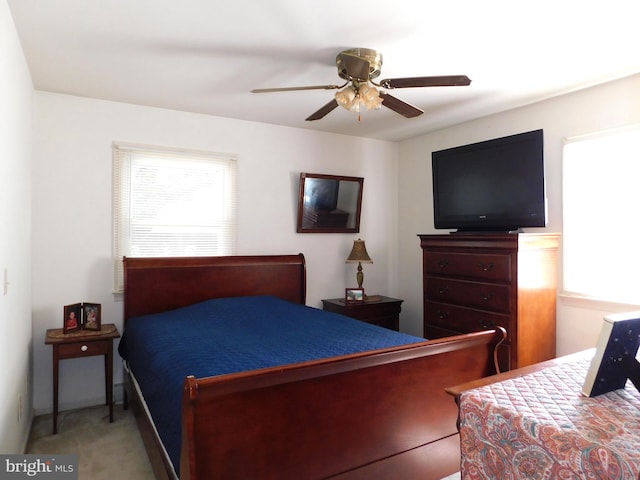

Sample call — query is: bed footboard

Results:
[180,328,506,480]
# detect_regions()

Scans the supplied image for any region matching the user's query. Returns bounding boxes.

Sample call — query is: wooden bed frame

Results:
[122,254,505,480]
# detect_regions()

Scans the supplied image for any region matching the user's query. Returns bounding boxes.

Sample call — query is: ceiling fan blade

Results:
[380,93,423,118]
[379,75,471,89]
[306,99,339,121]
[251,84,344,93]
[340,53,371,81]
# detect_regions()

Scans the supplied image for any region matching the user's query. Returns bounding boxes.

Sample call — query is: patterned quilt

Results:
[459,355,640,479]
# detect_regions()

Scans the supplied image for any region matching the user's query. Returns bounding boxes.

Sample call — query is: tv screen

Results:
[432,129,546,232]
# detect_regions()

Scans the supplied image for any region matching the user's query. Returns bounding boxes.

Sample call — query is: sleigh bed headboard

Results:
[123,254,306,321]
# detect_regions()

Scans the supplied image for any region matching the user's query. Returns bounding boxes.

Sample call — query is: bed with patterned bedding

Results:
[451,351,640,479]
[120,254,505,480]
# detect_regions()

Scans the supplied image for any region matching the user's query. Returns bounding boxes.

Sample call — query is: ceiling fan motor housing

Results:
[336,48,383,81]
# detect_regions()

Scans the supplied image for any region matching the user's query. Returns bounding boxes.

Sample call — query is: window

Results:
[113,143,237,292]
[562,125,640,305]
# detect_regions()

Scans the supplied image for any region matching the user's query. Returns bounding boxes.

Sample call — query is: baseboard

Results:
[33,383,126,416]
[20,409,34,453]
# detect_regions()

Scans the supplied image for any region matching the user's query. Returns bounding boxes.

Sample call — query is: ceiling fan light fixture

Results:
[335,86,357,110]
[359,84,383,110]
[335,83,383,114]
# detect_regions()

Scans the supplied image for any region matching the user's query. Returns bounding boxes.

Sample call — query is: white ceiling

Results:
[8,0,640,141]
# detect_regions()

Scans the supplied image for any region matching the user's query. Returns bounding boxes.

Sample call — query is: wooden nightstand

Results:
[45,324,120,434]
[321,295,403,331]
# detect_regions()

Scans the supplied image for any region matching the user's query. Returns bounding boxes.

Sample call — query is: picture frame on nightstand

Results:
[345,288,364,303]
[83,303,102,331]
[63,303,82,333]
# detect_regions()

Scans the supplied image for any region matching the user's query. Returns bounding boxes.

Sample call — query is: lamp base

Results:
[356,262,364,290]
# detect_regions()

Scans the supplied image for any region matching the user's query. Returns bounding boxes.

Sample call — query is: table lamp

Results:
[345,238,373,290]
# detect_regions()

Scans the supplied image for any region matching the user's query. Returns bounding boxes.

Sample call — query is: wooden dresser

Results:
[419,233,559,371]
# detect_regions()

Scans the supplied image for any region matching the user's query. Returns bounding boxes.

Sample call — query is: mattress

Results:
[118,295,423,473]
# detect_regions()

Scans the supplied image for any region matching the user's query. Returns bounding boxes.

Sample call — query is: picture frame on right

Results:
[582,311,640,397]
[63,303,82,333]
[345,288,365,304]
[83,303,102,331]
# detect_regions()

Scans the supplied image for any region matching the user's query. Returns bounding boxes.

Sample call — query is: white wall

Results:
[31,92,399,413]
[397,74,640,352]
[0,0,33,453]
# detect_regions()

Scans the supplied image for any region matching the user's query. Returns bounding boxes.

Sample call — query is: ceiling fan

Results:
[251,48,471,121]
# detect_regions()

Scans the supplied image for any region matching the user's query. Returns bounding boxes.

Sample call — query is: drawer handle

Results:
[81,345,88,352]
[438,286,448,295]
[437,260,449,269]
[480,292,494,302]
[479,262,494,272]
[479,319,495,329]
[437,310,449,320]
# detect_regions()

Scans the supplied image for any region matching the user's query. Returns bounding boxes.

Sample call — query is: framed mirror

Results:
[297,173,364,233]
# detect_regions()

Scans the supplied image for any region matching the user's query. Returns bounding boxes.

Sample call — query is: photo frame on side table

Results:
[63,303,82,333]
[345,288,365,304]
[83,303,102,331]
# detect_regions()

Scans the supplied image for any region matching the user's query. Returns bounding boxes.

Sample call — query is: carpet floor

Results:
[26,404,463,480]
[26,404,155,480]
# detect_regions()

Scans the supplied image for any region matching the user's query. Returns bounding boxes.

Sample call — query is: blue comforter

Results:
[118,295,423,474]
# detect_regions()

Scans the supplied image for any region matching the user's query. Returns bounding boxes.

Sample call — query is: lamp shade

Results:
[346,239,373,264]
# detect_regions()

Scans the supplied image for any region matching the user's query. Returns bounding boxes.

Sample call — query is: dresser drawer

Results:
[425,278,511,314]
[57,339,110,359]
[425,302,511,340]
[425,251,512,282]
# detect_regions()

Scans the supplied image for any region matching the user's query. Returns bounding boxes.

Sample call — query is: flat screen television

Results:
[431,129,546,232]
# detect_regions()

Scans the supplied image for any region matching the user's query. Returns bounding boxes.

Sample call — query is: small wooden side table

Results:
[45,324,120,434]
[321,295,403,331]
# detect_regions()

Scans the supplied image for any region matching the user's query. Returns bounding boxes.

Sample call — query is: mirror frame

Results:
[296,173,364,233]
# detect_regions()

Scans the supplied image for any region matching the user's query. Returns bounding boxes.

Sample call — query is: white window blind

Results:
[562,125,640,305]
[113,143,237,292]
